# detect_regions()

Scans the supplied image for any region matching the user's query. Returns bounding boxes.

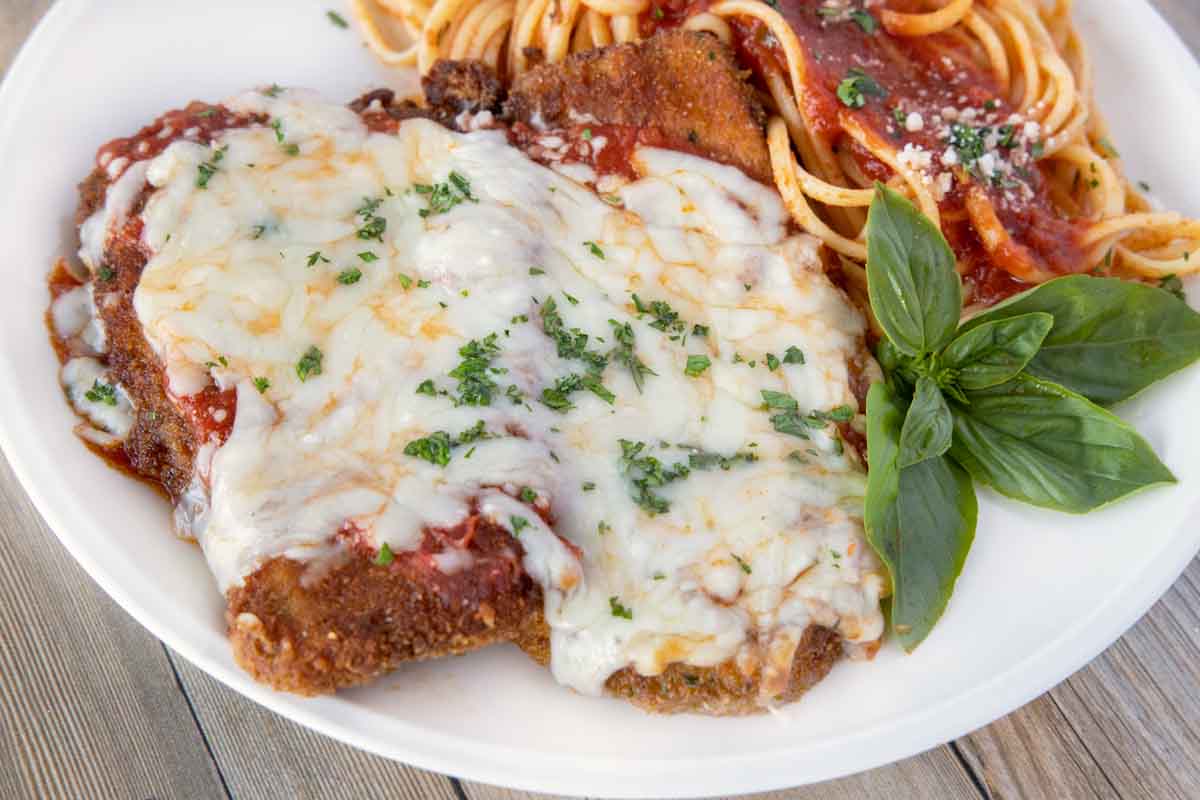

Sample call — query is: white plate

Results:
[1,1,1198,796]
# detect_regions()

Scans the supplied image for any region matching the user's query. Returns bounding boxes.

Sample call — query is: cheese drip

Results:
[121,89,884,697]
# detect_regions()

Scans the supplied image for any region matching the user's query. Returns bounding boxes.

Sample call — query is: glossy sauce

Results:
[509,120,718,181]
[644,0,1089,304]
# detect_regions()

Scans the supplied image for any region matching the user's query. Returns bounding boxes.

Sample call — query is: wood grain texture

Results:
[169,653,461,800]
[0,454,228,800]
[458,739,982,799]
[0,1,1198,799]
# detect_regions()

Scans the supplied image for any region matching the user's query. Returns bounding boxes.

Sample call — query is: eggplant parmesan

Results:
[50,34,886,713]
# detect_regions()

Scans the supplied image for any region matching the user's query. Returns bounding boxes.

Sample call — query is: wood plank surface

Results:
[169,654,461,800]
[0,455,228,800]
[0,1,1198,799]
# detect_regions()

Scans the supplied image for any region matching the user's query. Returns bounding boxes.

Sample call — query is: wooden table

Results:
[2,2,1198,797]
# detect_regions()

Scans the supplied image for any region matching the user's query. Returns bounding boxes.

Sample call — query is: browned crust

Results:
[227,515,544,695]
[84,180,208,498]
[505,29,772,183]
[230,528,841,712]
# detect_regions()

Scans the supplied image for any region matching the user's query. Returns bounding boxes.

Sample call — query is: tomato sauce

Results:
[509,120,707,181]
[643,0,1088,304]
[174,386,237,445]
[96,103,261,174]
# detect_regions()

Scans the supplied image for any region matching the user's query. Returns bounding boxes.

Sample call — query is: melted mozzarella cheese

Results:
[121,89,884,698]
[61,356,134,439]
[51,284,107,355]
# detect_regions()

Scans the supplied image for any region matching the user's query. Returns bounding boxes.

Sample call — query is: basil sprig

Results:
[863,184,1199,651]
[960,275,1200,405]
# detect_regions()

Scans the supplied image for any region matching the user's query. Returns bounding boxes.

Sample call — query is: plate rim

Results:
[1,1,1198,796]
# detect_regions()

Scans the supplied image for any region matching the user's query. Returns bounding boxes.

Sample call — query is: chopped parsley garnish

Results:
[195,145,228,189]
[505,384,525,404]
[608,320,655,392]
[252,376,270,393]
[761,390,854,438]
[97,266,115,282]
[684,447,757,471]
[828,405,855,422]
[510,516,530,536]
[692,324,709,338]
[1138,180,1152,193]
[1098,137,1120,158]
[732,553,753,574]
[609,596,633,620]
[448,333,502,406]
[529,267,545,275]
[684,354,711,377]
[337,267,362,285]
[765,353,781,371]
[563,291,579,305]
[417,279,432,288]
[306,251,330,267]
[357,215,386,242]
[374,542,394,566]
[457,420,491,444]
[415,171,478,218]
[397,273,413,289]
[326,9,349,27]
[1030,140,1046,159]
[581,128,593,141]
[598,520,612,535]
[250,224,268,239]
[404,431,453,466]
[849,10,877,34]
[519,487,538,503]
[415,379,441,396]
[582,481,596,491]
[948,122,987,166]
[538,298,614,407]
[541,373,614,411]
[583,241,605,259]
[296,346,324,381]
[84,380,118,406]
[631,294,688,339]
[403,422,495,467]
[270,118,286,143]
[358,251,379,262]
[196,108,218,118]
[261,84,284,98]
[996,124,1018,149]
[836,68,886,109]
[783,345,806,365]
[351,196,388,242]
[540,297,608,373]
[1160,274,1187,301]
[618,439,690,515]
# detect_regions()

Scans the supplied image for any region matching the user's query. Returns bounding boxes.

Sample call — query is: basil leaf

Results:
[865,383,977,652]
[897,376,952,468]
[865,383,903,548]
[867,184,962,357]
[961,275,1200,405]
[949,374,1176,513]
[941,312,1054,391]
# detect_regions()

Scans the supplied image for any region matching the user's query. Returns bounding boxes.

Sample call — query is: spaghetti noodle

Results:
[350,0,1199,306]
